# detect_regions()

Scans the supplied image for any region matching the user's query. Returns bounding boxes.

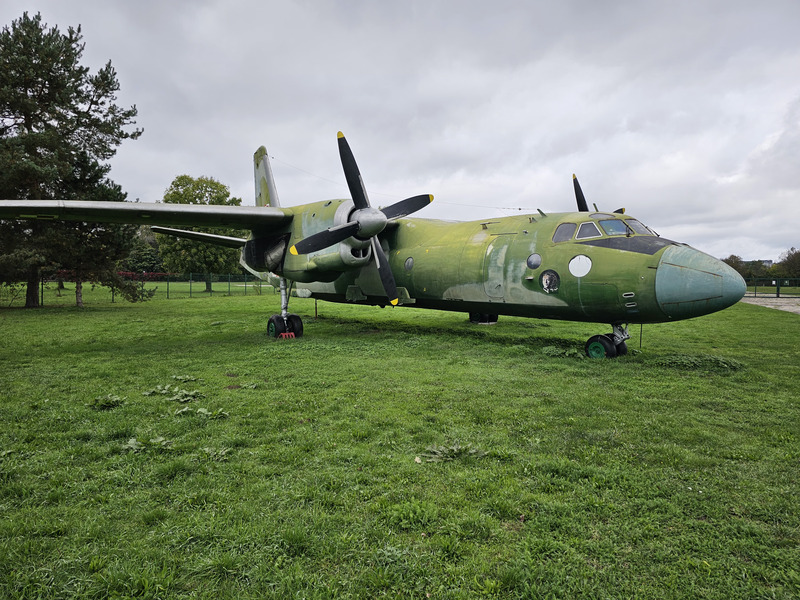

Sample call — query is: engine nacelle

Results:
[242,233,290,273]
[282,199,373,282]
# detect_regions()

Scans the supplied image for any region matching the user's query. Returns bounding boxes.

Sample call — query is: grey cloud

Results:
[2,0,799,260]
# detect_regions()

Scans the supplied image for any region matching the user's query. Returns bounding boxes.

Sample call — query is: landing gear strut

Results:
[585,324,630,358]
[267,277,304,339]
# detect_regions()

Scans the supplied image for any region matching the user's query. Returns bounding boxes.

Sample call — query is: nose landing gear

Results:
[585,324,630,358]
[267,277,304,339]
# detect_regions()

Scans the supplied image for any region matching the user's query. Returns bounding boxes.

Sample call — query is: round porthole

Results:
[527,253,542,269]
[568,255,592,278]
[404,257,414,271]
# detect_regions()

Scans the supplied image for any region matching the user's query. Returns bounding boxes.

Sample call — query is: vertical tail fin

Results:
[254,146,281,207]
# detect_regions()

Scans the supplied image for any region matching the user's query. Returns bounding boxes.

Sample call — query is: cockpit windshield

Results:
[623,219,653,235]
[599,219,631,236]
[552,218,656,243]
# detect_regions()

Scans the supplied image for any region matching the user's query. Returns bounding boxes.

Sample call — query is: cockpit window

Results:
[553,218,657,243]
[552,223,577,243]
[624,219,653,235]
[576,222,602,239]
[599,219,632,236]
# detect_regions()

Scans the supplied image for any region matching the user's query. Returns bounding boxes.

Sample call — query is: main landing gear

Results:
[469,312,499,325]
[585,324,630,358]
[267,277,304,339]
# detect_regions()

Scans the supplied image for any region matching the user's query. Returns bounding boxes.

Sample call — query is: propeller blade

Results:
[289,221,360,255]
[337,132,370,210]
[380,194,433,221]
[573,174,589,212]
[371,237,399,306]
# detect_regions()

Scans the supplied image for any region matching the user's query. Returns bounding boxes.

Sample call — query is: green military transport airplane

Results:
[0,132,746,357]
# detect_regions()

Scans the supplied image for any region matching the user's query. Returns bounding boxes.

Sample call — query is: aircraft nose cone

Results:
[655,244,746,320]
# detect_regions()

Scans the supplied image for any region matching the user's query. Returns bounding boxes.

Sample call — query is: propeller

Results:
[289,131,433,306]
[572,174,589,212]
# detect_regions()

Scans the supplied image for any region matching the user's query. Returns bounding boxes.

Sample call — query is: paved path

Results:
[740,296,800,315]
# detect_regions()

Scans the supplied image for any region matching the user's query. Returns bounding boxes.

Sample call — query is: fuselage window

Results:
[527,253,542,269]
[576,222,602,239]
[599,219,631,236]
[552,223,577,243]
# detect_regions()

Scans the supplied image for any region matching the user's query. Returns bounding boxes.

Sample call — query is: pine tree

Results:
[0,12,142,306]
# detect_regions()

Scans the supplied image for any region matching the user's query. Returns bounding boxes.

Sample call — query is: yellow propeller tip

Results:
[428,194,434,203]
[289,245,298,256]
[337,131,344,139]
[572,173,577,179]
[390,298,399,306]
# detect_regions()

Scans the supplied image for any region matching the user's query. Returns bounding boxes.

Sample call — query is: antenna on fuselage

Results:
[572,174,589,212]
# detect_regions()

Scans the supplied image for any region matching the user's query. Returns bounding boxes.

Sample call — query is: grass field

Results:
[0,293,798,599]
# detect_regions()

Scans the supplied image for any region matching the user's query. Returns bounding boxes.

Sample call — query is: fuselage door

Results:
[483,235,515,299]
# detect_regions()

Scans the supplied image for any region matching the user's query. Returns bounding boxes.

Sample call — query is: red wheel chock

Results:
[278,332,296,339]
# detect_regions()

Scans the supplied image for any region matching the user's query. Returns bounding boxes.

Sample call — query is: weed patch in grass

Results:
[653,353,745,372]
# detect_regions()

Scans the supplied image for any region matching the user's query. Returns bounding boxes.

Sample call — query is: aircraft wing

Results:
[0,200,293,230]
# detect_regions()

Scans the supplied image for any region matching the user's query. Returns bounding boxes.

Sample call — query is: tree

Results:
[47,178,153,306]
[722,255,746,278]
[156,175,242,291]
[120,226,164,274]
[0,12,142,306]
[778,247,800,278]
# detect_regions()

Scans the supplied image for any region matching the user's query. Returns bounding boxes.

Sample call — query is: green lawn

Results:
[0,295,797,599]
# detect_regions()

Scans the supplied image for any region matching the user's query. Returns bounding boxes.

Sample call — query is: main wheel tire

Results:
[615,340,628,356]
[469,313,499,324]
[585,334,618,358]
[287,314,304,337]
[267,314,286,338]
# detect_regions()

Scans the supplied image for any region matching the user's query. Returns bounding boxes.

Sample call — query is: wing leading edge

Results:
[0,200,293,230]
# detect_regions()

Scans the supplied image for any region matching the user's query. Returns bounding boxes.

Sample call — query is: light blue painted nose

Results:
[655,245,746,320]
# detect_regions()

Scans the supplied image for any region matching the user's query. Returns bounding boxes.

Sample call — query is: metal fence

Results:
[1,272,276,307]
[745,278,800,298]
[113,272,273,301]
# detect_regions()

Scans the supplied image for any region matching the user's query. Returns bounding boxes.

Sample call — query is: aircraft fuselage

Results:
[253,200,745,326]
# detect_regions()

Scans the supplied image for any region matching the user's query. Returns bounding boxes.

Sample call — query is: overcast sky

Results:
[3,1,799,261]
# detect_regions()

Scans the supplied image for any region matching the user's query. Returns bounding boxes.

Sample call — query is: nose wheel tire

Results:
[268,314,304,338]
[267,315,286,338]
[287,314,304,337]
[585,334,618,358]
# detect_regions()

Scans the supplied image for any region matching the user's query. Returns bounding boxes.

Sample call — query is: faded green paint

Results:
[282,208,744,326]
